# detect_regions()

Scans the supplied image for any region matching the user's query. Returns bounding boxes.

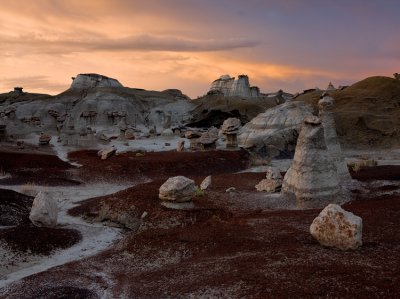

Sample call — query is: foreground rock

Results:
[318,95,351,181]
[98,146,116,160]
[255,166,282,192]
[29,191,58,227]
[310,204,362,250]
[159,176,196,209]
[238,101,313,158]
[200,175,212,191]
[281,116,340,208]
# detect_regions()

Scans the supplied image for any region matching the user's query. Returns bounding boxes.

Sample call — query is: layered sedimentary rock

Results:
[209,74,260,97]
[29,191,58,227]
[70,73,123,89]
[281,116,340,208]
[310,204,362,250]
[222,118,241,148]
[238,101,313,158]
[318,95,351,181]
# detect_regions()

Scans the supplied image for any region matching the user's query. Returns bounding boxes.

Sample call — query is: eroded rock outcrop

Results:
[310,204,362,250]
[238,101,313,158]
[281,116,340,208]
[318,95,351,181]
[198,127,219,150]
[29,191,58,227]
[159,176,197,209]
[70,73,123,89]
[255,166,282,192]
[209,74,260,97]
[222,118,241,148]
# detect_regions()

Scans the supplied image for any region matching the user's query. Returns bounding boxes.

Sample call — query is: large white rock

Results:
[281,116,340,208]
[310,204,362,250]
[159,176,197,203]
[29,191,58,227]
[70,73,123,89]
[318,95,351,181]
[238,101,313,158]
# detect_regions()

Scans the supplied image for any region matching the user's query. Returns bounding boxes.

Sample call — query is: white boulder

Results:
[310,204,362,250]
[159,176,197,203]
[29,191,58,227]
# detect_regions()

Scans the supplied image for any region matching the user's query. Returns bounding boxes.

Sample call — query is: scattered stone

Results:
[98,146,116,160]
[141,211,148,219]
[38,133,51,145]
[281,116,340,208]
[255,166,283,192]
[225,187,237,193]
[200,175,212,191]
[16,140,25,149]
[159,176,197,203]
[310,204,362,250]
[176,139,185,152]
[29,191,58,227]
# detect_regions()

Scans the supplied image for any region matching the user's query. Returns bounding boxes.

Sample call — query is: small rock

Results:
[98,146,116,160]
[255,179,282,192]
[176,139,185,152]
[200,175,212,191]
[225,187,237,193]
[310,204,362,250]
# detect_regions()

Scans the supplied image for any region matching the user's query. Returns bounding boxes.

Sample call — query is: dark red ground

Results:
[1,149,400,298]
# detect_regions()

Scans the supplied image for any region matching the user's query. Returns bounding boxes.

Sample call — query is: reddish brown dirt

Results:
[0,189,33,226]
[0,151,80,186]
[0,225,81,255]
[349,165,400,181]
[1,150,400,298]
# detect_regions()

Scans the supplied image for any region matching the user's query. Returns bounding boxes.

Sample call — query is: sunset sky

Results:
[0,0,399,98]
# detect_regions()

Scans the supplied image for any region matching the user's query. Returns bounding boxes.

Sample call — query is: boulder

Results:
[281,116,340,208]
[200,175,212,191]
[198,127,219,149]
[310,204,362,250]
[159,176,197,203]
[221,118,241,134]
[318,95,351,181]
[39,133,52,145]
[29,191,58,227]
[238,101,313,158]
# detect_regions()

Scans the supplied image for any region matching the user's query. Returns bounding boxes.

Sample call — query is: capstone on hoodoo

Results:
[70,73,123,89]
[208,74,260,98]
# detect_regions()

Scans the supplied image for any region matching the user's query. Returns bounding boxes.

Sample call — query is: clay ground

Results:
[0,149,400,298]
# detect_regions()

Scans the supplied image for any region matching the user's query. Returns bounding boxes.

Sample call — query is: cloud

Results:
[1,33,259,55]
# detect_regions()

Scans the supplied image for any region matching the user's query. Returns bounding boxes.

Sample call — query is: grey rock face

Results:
[70,73,123,89]
[238,101,313,158]
[310,204,362,250]
[281,116,340,208]
[318,95,351,181]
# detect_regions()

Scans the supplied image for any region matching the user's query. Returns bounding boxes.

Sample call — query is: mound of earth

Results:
[296,76,400,148]
[0,189,33,226]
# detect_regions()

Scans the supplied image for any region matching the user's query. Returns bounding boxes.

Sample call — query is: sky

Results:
[0,0,399,98]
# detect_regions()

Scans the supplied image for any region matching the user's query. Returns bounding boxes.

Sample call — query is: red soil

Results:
[1,150,400,298]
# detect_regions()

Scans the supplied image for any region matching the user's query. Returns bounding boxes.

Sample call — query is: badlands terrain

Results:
[0,73,399,298]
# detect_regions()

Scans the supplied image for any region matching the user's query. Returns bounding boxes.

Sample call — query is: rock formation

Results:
[281,116,340,208]
[221,118,241,148]
[176,139,185,152]
[238,101,313,158]
[310,204,362,250]
[29,191,58,227]
[198,127,219,150]
[318,95,351,181]
[70,73,123,89]
[159,176,197,209]
[185,130,202,151]
[208,74,260,98]
[394,73,400,80]
[255,166,282,192]
[38,132,51,145]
